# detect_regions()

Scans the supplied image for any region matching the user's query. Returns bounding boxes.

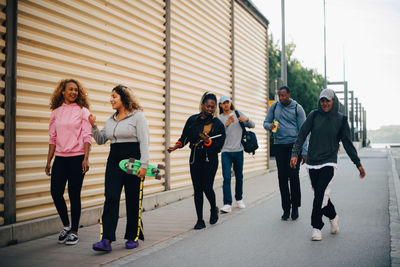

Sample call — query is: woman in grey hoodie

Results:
[290,88,366,241]
[89,85,149,251]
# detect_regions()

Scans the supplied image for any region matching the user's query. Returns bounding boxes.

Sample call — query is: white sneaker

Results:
[236,200,246,209]
[311,228,322,241]
[220,205,232,213]
[330,215,339,234]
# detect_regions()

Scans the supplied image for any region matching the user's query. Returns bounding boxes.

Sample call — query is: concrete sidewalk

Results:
[0,161,304,267]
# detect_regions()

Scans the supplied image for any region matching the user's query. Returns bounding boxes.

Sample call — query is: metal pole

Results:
[355,98,359,141]
[281,0,287,85]
[231,0,235,105]
[344,81,348,118]
[323,0,327,88]
[349,91,354,141]
[4,0,18,224]
[359,104,363,145]
[163,0,171,191]
[363,109,367,146]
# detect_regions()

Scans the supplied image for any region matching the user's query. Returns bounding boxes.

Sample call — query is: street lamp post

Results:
[281,0,287,85]
[323,0,327,88]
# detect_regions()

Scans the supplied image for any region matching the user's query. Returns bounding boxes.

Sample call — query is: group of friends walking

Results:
[45,79,366,252]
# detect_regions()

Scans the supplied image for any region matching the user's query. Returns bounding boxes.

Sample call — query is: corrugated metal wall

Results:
[169,0,232,189]
[15,0,166,222]
[0,0,6,226]
[233,2,268,174]
[5,0,268,223]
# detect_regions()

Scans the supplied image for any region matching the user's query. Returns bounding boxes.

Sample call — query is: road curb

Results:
[388,151,400,266]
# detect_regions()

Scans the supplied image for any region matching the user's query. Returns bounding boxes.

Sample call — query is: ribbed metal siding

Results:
[169,0,232,189]
[16,0,166,222]
[233,2,268,175]
[0,0,6,226]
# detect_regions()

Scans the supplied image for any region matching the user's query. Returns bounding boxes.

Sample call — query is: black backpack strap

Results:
[235,110,246,134]
[272,102,278,119]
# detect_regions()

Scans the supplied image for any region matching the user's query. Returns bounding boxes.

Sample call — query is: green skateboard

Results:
[119,158,164,180]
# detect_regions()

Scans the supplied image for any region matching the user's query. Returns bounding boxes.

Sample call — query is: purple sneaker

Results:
[92,239,112,252]
[125,239,139,249]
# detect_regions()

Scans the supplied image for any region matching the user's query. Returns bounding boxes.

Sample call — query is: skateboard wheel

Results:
[127,169,133,175]
[129,158,136,163]
[155,174,161,180]
[157,164,165,170]
[151,168,160,174]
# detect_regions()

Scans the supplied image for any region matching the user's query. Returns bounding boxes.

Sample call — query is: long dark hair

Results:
[219,102,235,114]
[112,85,142,112]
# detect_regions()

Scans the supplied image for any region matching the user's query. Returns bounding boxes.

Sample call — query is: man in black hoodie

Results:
[290,88,366,241]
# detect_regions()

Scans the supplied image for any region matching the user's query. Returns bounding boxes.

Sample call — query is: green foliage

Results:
[269,34,325,115]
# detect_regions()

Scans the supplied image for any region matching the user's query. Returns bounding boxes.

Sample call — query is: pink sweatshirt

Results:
[49,103,92,157]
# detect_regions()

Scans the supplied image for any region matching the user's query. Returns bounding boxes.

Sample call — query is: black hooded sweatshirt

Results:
[291,92,361,168]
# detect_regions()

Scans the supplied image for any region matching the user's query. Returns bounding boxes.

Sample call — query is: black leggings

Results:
[51,155,85,232]
[190,159,218,221]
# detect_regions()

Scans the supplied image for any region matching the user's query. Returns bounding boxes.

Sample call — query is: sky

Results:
[252,0,400,130]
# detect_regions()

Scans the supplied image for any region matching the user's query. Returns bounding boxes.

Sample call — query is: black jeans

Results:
[275,144,301,212]
[51,155,85,232]
[189,156,218,221]
[102,143,144,242]
[309,166,337,229]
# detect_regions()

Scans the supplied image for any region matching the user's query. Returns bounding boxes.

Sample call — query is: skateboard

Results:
[119,158,165,180]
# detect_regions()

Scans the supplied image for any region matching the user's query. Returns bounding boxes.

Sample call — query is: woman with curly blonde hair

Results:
[45,79,92,245]
[90,85,149,251]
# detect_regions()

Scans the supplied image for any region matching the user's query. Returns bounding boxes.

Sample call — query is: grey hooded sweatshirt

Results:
[291,91,361,167]
[264,99,307,155]
[92,110,149,168]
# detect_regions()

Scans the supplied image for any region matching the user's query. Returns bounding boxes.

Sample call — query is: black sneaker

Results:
[210,206,219,224]
[65,233,79,245]
[194,220,206,230]
[58,228,71,244]
[291,207,299,221]
[281,211,290,221]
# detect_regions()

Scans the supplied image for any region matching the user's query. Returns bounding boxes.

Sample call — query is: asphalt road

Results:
[108,149,390,267]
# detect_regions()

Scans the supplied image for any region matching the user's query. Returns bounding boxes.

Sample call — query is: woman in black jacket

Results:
[168,92,226,229]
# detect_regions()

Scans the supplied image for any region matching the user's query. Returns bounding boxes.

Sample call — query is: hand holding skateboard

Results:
[119,158,164,180]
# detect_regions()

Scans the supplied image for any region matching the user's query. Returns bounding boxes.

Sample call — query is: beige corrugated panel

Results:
[233,2,268,175]
[16,0,166,222]
[0,0,6,226]
[169,0,232,189]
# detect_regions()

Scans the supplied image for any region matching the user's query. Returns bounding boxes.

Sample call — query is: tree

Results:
[269,35,325,115]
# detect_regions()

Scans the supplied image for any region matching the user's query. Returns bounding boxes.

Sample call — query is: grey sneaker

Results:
[236,200,246,209]
[65,233,79,245]
[330,215,339,234]
[58,228,71,244]
[220,205,232,213]
[312,228,322,241]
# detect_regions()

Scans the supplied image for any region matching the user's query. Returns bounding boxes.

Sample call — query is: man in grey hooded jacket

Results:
[264,86,307,221]
[290,88,366,241]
